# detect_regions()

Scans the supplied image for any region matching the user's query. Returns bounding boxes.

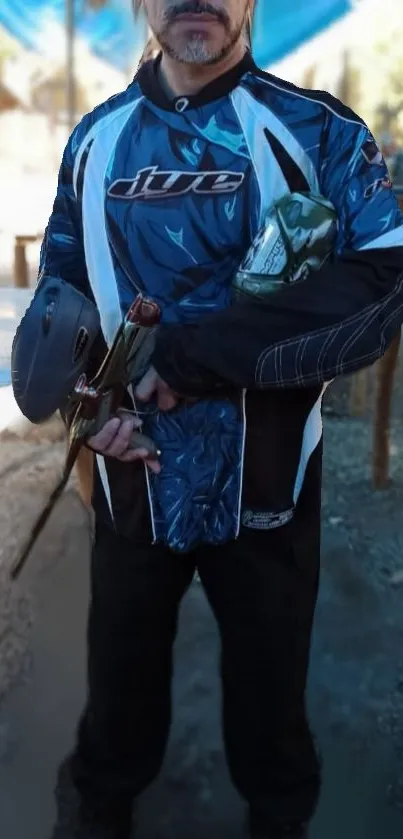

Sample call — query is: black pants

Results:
[71,507,321,829]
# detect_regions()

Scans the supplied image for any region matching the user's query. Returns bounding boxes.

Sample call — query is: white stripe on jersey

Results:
[231,86,319,227]
[231,87,289,226]
[81,96,142,345]
[359,225,403,251]
[293,385,327,504]
[96,454,114,522]
[73,99,143,199]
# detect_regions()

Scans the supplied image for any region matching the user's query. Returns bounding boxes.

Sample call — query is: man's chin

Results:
[163,38,232,66]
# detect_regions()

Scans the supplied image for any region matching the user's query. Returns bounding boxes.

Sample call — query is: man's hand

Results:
[87,410,161,474]
[135,366,179,411]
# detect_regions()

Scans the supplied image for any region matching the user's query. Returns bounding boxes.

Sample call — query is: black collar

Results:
[136,50,255,113]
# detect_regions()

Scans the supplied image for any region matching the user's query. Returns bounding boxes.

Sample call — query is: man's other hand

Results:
[86,410,161,474]
[135,366,179,411]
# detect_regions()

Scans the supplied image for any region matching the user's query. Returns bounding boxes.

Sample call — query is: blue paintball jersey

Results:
[39,52,403,551]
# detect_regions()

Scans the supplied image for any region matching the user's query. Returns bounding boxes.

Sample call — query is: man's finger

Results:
[135,367,158,402]
[87,417,121,451]
[157,385,178,412]
[120,448,161,474]
[117,408,143,428]
[105,416,136,458]
[145,458,162,474]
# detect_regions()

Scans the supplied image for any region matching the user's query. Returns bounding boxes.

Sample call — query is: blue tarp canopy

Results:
[0,0,353,72]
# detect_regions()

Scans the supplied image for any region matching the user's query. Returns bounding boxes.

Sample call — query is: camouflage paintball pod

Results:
[232,192,338,301]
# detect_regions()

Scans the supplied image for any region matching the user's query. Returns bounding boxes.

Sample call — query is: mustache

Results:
[164,1,230,25]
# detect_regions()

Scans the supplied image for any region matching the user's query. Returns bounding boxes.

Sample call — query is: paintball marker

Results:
[10,279,160,580]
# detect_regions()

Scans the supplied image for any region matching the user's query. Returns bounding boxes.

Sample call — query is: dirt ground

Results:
[1,384,403,839]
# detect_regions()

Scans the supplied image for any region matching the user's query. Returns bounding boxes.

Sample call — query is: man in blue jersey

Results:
[40,1,403,837]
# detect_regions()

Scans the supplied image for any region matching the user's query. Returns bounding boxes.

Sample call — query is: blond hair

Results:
[138,35,159,65]
[134,0,158,66]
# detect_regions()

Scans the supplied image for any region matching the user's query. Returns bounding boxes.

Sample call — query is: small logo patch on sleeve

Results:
[241,508,294,530]
[364,177,392,199]
[360,137,383,166]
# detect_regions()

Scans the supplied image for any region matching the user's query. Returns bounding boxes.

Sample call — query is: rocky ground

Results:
[1,371,403,838]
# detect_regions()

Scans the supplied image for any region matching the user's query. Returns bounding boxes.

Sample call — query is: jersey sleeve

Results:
[37,126,89,296]
[35,124,107,425]
[151,112,403,395]
[321,115,403,253]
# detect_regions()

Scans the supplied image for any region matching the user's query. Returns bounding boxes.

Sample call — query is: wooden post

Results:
[13,237,29,288]
[349,369,369,417]
[13,234,39,288]
[373,330,401,489]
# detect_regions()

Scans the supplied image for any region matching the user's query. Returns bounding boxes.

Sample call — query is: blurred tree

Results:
[337,49,362,113]
[374,77,403,144]
[64,0,108,132]
[86,0,109,8]
[351,0,403,143]
[301,65,317,90]
[372,5,403,142]
[0,28,18,76]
